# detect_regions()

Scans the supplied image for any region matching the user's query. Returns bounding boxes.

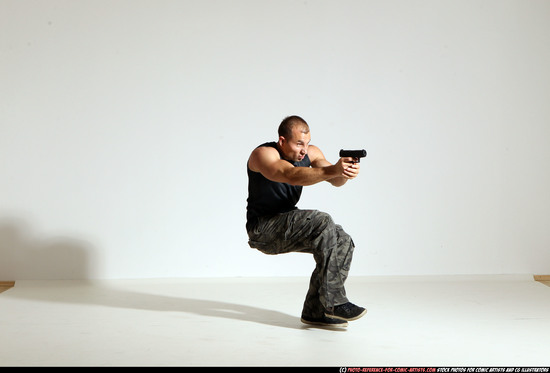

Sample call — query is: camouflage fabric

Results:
[247,209,355,319]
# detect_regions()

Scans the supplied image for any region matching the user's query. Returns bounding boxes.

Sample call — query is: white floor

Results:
[1,275,549,367]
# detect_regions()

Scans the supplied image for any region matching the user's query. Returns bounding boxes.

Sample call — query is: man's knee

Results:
[312,212,354,252]
[309,210,336,232]
[337,226,354,246]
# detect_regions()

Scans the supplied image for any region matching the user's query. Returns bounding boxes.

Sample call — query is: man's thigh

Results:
[247,209,333,255]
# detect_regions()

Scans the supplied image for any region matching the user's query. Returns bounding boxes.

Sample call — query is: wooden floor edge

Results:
[0,281,15,294]
[534,275,550,281]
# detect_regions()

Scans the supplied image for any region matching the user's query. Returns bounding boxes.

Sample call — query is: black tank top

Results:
[246,142,311,231]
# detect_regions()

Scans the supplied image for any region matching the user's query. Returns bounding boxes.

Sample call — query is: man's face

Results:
[279,127,311,162]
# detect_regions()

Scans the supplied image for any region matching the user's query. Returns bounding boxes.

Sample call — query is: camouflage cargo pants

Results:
[247,209,355,319]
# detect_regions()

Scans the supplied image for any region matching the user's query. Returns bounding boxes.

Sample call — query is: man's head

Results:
[277,115,311,162]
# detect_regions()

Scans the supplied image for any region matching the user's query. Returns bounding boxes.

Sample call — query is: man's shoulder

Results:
[251,142,280,158]
[306,144,325,162]
[249,142,280,173]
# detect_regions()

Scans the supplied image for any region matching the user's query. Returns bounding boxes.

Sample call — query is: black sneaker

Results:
[325,302,367,321]
[300,315,348,327]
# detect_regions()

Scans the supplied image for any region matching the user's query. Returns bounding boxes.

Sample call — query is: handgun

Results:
[339,149,367,163]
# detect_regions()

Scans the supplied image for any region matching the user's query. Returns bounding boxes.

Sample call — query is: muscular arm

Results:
[248,145,359,187]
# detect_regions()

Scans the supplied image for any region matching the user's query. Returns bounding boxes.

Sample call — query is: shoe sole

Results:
[324,308,367,322]
[300,318,348,327]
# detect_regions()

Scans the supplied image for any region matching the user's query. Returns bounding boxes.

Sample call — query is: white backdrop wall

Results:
[1,0,549,280]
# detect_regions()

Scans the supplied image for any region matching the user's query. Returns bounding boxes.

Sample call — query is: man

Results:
[246,115,366,327]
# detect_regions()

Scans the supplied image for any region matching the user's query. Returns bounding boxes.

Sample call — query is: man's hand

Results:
[327,157,360,186]
[339,157,360,180]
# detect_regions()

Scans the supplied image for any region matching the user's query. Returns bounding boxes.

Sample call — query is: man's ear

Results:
[278,136,286,147]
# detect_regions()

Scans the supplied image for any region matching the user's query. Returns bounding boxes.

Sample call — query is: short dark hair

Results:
[278,115,310,139]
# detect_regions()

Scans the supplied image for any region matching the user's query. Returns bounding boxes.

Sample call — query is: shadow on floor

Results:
[3,281,347,331]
